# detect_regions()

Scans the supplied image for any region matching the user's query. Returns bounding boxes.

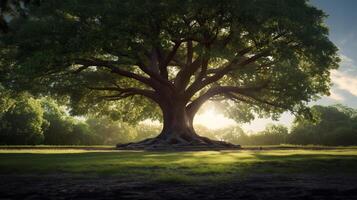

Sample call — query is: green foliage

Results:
[132,123,161,142]
[218,126,247,144]
[0,0,339,124]
[86,117,136,145]
[1,94,357,146]
[290,105,357,145]
[213,124,289,145]
[40,97,94,145]
[248,124,289,145]
[0,85,14,114]
[0,94,45,144]
[228,105,357,146]
[0,94,161,145]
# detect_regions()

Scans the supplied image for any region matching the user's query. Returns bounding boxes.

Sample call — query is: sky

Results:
[194,0,357,131]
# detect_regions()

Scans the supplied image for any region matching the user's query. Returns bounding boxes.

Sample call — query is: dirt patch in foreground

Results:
[0,174,356,200]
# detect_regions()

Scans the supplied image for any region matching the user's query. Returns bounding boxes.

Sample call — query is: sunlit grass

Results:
[0,145,114,148]
[0,149,106,154]
[1,149,357,183]
[243,144,357,149]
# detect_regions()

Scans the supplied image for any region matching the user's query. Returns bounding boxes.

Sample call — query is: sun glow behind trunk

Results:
[193,108,236,130]
[142,106,293,132]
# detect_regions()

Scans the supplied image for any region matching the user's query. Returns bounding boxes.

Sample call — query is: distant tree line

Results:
[0,90,160,145]
[216,104,357,146]
[1,88,357,146]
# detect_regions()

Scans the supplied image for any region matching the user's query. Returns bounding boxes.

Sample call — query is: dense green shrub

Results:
[0,96,45,145]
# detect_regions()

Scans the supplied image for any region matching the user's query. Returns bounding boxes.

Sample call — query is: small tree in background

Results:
[290,105,357,145]
[0,94,45,145]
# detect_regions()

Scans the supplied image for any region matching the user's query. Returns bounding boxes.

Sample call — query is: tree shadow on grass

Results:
[1,151,357,178]
[244,153,357,174]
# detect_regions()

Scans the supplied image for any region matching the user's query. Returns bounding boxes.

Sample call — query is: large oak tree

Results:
[0,0,339,148]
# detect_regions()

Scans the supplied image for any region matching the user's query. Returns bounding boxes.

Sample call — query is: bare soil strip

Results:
[0,174,356,200]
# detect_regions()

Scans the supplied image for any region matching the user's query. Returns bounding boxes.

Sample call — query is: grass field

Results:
[1,148,357,183]
[2,147,357,199]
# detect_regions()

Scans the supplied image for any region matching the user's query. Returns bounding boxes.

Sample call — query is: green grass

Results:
[1,148,357,184]
[243,144,357,149]
[0,145,114,148]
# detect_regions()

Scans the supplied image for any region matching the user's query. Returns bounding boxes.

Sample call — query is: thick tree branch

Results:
[185,49,270,99]
[136,61,175,90]
[191,30,287,79]
[195,57,209,81]
[174,56,204,91]
[133,42,182,90]
[87,85,159,103]
[159,41,181,80]
[226,92,293,113]
[174,42,212,92]
[73,59,158,90]
[186,83,270,116]
[186,41,193,66]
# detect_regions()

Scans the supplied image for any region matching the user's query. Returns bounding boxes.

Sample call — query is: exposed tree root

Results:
[116,134,241,150]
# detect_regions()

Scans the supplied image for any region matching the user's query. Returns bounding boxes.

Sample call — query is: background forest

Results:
[1,89,357,146]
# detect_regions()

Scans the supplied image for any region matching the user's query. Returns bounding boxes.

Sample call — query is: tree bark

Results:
[157,102,199,144]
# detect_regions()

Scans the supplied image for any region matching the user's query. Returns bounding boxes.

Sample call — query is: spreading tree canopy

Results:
[0,0,339,148]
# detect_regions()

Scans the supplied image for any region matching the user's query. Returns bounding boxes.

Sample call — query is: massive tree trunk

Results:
[157,102,199,144]
[118,97,239,149]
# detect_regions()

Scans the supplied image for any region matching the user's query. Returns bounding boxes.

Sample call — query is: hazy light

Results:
[194,108,236,129]
[241,112,294,132]
[142,108,294,132]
